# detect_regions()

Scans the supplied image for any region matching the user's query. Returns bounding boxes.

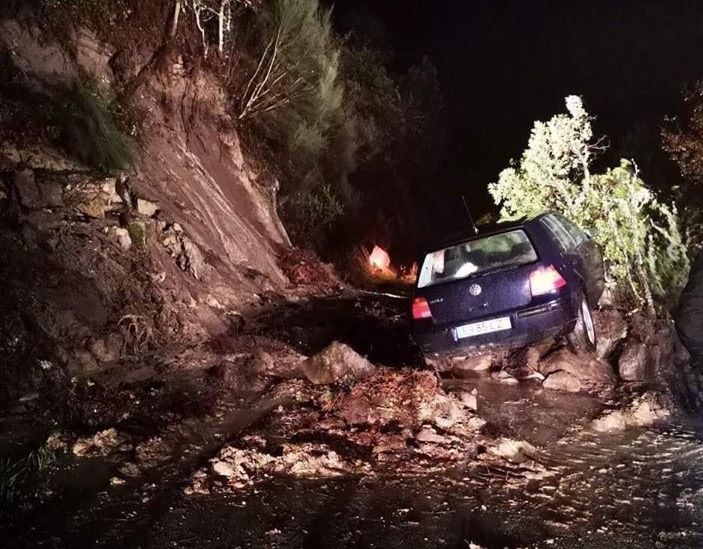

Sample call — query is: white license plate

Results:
[454,317,512,339]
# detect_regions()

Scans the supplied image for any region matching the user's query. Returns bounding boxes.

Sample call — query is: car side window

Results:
[540,215,575,254]
[555,214,587,246]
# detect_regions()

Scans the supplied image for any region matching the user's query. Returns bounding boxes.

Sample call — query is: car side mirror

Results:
[585,227,599,239]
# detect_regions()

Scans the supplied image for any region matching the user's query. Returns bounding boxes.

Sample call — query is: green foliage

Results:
[0,446,55,506]
[282,183,343,246]
[235,3,445,254]
[235,0,349,245]
[663,82,703,188]
[488,96,689,312]
[663,82,703,255]
[240,0,343,132]
[128,222,146,248]
[54,82,134,173]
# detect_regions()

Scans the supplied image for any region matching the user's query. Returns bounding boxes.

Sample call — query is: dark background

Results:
[333,0,703,218]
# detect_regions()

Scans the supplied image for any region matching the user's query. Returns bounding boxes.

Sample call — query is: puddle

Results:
[143,420,703,549]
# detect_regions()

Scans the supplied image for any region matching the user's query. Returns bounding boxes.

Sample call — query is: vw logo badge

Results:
[469,283,482,296]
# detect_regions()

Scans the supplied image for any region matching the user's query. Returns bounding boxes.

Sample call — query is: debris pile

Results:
[300,341,376,385]
[70,428,132,457]
[277,247,338,290]
[187,438,370,495]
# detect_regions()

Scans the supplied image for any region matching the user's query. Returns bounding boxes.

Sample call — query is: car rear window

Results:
[417,229,538,288]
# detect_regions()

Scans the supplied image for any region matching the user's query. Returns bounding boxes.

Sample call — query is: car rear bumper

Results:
[413,298,576,358]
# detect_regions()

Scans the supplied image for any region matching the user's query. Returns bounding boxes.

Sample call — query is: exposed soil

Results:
[3,292,703,548]
[2,7,703,549]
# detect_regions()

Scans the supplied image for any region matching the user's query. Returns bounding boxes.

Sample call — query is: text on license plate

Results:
[454,317,512,339]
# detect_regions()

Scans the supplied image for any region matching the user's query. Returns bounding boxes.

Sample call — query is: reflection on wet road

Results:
[145,421,703,549]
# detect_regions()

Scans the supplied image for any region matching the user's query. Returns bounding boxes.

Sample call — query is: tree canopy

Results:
[489,96,688,312]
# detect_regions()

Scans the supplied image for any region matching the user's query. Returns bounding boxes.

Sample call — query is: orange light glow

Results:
[368,245,391,271]
[401,262,418,284]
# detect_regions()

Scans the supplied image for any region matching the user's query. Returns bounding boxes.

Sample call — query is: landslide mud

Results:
[4,293,703,548]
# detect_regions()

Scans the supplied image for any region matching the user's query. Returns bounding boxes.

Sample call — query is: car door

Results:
[552,214,605,305]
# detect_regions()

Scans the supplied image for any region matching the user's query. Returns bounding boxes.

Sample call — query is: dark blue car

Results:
[411,212,605,359]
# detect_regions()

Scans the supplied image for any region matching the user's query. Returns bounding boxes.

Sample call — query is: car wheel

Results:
[568,292,597,354]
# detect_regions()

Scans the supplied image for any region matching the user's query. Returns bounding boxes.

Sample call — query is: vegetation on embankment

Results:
[489,96,694,314]
[21,0,447,262]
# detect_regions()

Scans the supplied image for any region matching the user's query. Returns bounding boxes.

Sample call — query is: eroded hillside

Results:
[0,9,321,406]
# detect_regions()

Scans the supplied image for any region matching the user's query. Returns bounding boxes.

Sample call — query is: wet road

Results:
[143,421,703,549]
[5,293,703,548]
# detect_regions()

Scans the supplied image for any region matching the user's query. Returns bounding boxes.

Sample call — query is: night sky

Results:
[334,0,703,218]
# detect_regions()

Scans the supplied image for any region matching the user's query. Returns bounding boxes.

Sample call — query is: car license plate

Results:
[454,317,512,339]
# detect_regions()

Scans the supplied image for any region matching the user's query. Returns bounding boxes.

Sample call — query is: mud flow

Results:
[3,293,703,548]
[142,422,703,549]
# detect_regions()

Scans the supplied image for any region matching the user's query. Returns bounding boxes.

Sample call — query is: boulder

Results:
[456,388,478,410]
[617,341,648,381]
[161,225,206,279]
[90,334,122,363]
[301,341,376,385]
[593,309,628,359]
[488,438,540,464]
[77,195,109,218]
[538,348,615,390]
[543,370,582,393]
[451,353,494,373]
[25,210,65,231]
[14,170,64,210]
[108,226,132,250]
[210,361,267,392]
[646,327,678,384]
[14,168,41,208]
[136,198,159,217]
[100,178,123,205]
[250,350,275,374]
[72,428,130,457]
[37,179,64,208]
[1,142,87,172]
[332,370,472,433]
[178,237,205,279]
[590,392,670,432]
[72,349,99,374]
[415,425,450,444]
[46,431,70,452]
[491,369,518,385]
[69,178,123,218]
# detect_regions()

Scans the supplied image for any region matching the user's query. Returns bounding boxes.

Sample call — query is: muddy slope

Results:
[0,11,304,405]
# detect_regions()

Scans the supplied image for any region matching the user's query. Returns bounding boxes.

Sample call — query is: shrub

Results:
[281,182,343,247]
[53,82,134,173]
[238,0,343,133]
[488,96,689,312]
[0,446,55,506]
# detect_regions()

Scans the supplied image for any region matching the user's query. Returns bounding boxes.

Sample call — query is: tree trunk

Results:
[218,0,226,53]
[170,0,182,38]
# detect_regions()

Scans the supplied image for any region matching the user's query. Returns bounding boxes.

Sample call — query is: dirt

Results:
[2,291,703,549]
[3,7,703,549]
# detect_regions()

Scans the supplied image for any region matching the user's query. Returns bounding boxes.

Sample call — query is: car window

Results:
[540,215,575,253]
[417,229,538,288]
[555,214,587,246]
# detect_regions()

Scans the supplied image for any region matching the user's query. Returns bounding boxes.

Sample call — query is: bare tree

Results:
[171,0,182,38]
[179,0,254,53]
[237,0,341,123]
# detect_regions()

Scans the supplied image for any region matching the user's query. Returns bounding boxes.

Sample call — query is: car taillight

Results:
[412,297,433,320]
[529,265,567,296]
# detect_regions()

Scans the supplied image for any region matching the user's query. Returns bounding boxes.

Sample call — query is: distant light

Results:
[369,245,391,270]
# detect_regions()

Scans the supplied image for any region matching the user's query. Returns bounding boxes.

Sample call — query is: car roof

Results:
[423,212,552,253]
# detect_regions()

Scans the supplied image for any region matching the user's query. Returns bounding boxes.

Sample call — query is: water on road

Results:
[140,421,703,549]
